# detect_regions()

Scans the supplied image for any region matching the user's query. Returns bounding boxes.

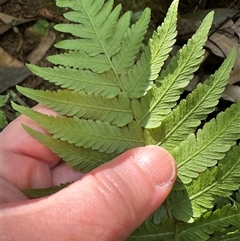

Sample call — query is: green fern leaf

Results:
[174,101,240,184]
[112,8,150,73]
[55,7,131,57]
[22,125,114,172]
[120,49,153,99]
[120,0,178,99]
[169,145,240,221]
[50,0,151,99]
[55,3,121,55]
[147,48,236,150]
[106,11,131,56]
[54,23,94,38]
[47,51,111,73]
[13,103,144,154]
[26,65,120,98]
[55,118,144,154]
[0,94,9,107]
[177,204,240,241]
[22,182,71,198]
[128,218,175,241]
[210,230,240,241]
[148,0,178,80]
[0,94,9,128]
[55,0,133,80]
[132,11,214,128]
[151,205,167,224]
[56,0,119,46]
[17,86,133,127]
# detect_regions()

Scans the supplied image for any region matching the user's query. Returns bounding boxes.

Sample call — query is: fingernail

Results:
[133,145,176,188]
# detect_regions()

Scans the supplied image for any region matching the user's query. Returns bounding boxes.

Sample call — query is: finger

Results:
[0,104,61,195]
[1,104,60,167]
[0,149,52,193]
[1,104,83,199]
[2,145,176,241]
[51,161,84,186]
[0,178,29,203]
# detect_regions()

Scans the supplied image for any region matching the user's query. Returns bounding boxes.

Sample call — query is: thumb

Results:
[2,145,176,241]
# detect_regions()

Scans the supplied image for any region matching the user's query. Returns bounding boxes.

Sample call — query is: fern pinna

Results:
[13,0,240,240]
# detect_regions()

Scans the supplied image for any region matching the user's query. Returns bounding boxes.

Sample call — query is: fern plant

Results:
[12,0,240,240]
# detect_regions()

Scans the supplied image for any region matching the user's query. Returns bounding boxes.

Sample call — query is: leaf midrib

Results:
[81,1,126,95]
[178,211,238,238]
[64,118,144,145]
[34,91,133,114]
[138,36,202,124]
[158,67,228,146]
[130,231,174,238]
[190,163,238,203]
[177,109,240,169]
[48,70,119,87]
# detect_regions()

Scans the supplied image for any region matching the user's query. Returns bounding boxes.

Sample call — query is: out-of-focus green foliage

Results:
[0,94,9,128]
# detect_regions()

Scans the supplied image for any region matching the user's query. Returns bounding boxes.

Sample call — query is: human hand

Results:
[0,105,177,241]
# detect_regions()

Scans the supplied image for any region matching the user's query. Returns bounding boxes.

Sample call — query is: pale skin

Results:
[0,105,177,241]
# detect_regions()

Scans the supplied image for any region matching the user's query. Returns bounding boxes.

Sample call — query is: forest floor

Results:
[0,0,240,125]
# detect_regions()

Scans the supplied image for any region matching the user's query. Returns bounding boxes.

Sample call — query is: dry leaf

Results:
[0,12,36,35]
[229,67,240,85]
[207,33,240,70]
[0,67,31,93]
[26,31,56,64]
[0,46,23,67]
[222,84,240,102]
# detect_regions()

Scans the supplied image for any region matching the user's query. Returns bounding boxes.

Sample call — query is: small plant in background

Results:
[33,19,50,36]
[11,19,19,34]
[13,0,239,240]
[0,94,9,129]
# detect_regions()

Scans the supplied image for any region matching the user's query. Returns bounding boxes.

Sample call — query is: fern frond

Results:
[128,218,175,241]
[112,8,150,73]
[14,0,240,238]
[120,49,153,99]
[56,0,104,12]
[47,51,111,73]
[147,48,236,150]
[55,1,121,55]
[106,11,131,56]
[174,101,240,184]
[120,0,178,99]
[17,86,133,127]
[54,1,129,71]
[26,65,120,98]
[132,11,214,128]
[169,145,240,221]
[13,103,144,154]
[148,0,178,80]
[151,205,167,224]
[22,125,114,172]
[48,0,150,98]
[54,23,94,38]
[55,10,131,57]
[22,182,71,198]
[210,230,240,241]
[55,8,122,54]
[177,204,240,241]
[0,94,9,128]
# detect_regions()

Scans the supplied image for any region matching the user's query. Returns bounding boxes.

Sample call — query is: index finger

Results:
[1,104,60,168]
